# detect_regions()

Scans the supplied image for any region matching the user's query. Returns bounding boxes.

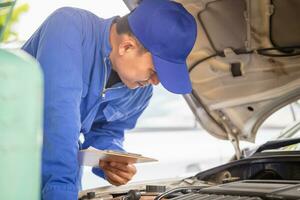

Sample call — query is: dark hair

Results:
[115,15,148,53]
[115,15,131,35]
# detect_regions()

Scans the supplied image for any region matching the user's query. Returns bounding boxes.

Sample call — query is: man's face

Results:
[111,45,160,89]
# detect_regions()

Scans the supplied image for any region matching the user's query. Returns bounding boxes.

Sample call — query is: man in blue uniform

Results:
[22,0,196,199]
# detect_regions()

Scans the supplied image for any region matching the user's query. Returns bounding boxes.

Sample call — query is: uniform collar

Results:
[101,16,129,99]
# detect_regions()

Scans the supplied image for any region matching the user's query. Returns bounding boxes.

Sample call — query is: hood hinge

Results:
[227,132,241,160]
[219,112,242,159]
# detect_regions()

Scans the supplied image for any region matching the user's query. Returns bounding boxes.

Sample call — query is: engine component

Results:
[122,190,141,200]
[146,185,166,193]
[170,193,262,200]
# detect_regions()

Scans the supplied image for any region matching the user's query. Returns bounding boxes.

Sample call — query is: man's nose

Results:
[149,74,160,85]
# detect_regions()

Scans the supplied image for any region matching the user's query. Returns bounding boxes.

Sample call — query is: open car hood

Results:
[124,0,300,155]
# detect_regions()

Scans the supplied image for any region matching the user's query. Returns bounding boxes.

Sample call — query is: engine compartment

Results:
[198,152,300,184]
[79,153,300,200]
[155,180,300,200]
[79,181,300,200]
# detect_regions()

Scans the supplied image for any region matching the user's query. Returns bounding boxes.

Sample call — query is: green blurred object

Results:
[0,49,43,199]
[0,2,29,43]
[0,0,16,42]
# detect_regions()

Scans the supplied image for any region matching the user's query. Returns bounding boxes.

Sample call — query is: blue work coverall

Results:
[22,7,152,199]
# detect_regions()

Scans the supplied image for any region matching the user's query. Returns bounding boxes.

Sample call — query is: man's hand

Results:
[99,160,137,186]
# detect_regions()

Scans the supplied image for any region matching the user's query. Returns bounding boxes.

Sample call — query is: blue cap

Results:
[128,0,197,94]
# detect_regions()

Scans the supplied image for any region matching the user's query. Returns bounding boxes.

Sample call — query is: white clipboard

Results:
[78,147,158,167]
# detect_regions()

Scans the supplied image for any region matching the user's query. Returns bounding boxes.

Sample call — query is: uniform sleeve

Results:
[30,8,83,199]
[82,87,153,179]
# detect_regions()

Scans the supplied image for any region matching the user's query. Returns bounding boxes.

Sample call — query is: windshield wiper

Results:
[254,137,300,154]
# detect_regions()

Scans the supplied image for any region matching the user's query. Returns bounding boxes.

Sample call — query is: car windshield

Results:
[255,101,300,144]
[260,120,300,152]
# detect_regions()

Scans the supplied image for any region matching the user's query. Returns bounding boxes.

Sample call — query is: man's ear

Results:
[118,36,137,56]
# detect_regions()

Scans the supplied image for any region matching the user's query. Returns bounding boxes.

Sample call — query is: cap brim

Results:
[153,55,192,94]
